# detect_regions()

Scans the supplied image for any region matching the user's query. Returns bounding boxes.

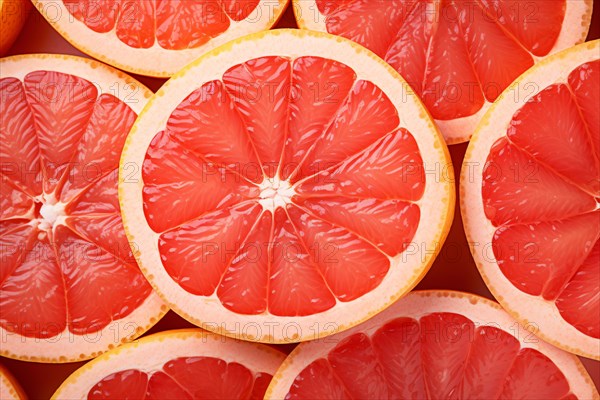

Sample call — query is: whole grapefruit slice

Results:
[0,363,25,400]
[293,0,593,144]
[266,290,599,400]
[52,329,285,399]
[461,40,599,359]
[119,29,455,343]
[0,54,165,362]
[32,0,288,77]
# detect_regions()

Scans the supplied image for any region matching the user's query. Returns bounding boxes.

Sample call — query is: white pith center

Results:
[36,197,66,231]
[258,177,295,212]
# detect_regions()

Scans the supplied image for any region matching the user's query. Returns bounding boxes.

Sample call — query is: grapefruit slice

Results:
[31,0,288,77]
[293,0,593,144]
[52,329,285,399]
[0,364,25,400]
[119,29,454,343]
[0,54,165,362]
[0,0,31,56]
[266,290,599,400]
[461,40,600,359]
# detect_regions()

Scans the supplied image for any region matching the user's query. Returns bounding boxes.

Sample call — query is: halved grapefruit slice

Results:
[119,29,454,343]
[293,0,593,144]
[0,364,25,400]
[0,54,165,362]
[266,290,599,399]
[52,329,285,399]
[461,40,599,359]
[32,0,288,77]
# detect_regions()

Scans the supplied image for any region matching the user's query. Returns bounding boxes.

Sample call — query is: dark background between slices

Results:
[2,3,599,399]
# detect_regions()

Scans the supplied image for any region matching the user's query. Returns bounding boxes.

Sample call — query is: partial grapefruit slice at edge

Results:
[293,0,593,144]
[266,290,599,400]
[51,329,286,399]
[461,40,600,360]
[31,0,289,77]
[0,54,166,363]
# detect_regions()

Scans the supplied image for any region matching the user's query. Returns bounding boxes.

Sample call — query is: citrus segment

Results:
[555,241,600,339]
[461,40,600,358]
[0,177,33,220]
[458,0,534,102]
[67,171,120,215]
[35,0,288,77]
[60,95,138,203]
[294,0,592,143]
[268,207,336,316]
[165,81,261,182]
[142,130,260,232]
[158,202,262,296]
[62,0,119,33]
[267,291,599,400]
[370,318,425,399]
[493,212,599,300]
[120,30,453,342]
[286,205,390,302]
[295,128,425,201]
[223,56,291,178]
[23,70,97,194]
[282,56,356,180]
[53,330,286,400]
[482,138,596,226]
[0,55,164,362]
[1,232,66,338]
[294,196,420,257]
[291,80,399,182]
[0,78,42,195]
[477,0,565,56]
[506,79,599,195]
[155,1,230,50]
[217,211,272,315]
[454,325,519,399]
[568,60,599,159]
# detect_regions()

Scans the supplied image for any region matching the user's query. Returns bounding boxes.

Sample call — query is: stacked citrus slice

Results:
[0,54,165,362]
[293,0,593,143]
[461,40,599,359]
[119,29,455,343]
[267,291,599,399]
[32,0,289,76]
[0,364,25,400]
[52,329,285,399]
